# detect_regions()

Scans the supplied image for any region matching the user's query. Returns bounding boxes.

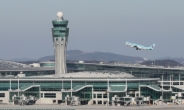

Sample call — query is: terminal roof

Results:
[28,71,134,78]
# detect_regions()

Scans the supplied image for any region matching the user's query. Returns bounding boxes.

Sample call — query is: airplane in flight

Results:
[125,42,156,50]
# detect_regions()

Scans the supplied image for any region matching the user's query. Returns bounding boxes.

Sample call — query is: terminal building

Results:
[0,12,183,105]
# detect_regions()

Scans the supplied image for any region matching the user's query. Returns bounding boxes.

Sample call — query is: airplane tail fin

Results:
[151,44,156,49]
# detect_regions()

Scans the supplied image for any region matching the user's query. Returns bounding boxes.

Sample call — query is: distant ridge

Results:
[38,50,144,63]
[141,59,183,67]
[158,57,184,65]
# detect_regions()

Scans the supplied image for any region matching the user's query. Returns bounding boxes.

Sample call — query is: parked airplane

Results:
[125,42,156,50]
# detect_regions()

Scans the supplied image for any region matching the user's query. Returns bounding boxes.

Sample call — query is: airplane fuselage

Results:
[125,42,155,50]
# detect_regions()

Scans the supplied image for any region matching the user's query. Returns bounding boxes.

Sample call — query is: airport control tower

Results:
[52,12,69,75]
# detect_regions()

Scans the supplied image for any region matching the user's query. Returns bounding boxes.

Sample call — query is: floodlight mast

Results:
[52,12,69,75]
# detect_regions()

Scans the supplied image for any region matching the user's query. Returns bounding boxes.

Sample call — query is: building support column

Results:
[9,78,11,91]
[62,77,64,90]
[18,78,19,97]
[102,93,104,105]
[107,77,109,106]
[179,74,180,87]
[170,75,171,90]
[96,93,97,105]
[92,87,94,104]
[139,81,140,97]
[126,78,127,97]
[71,77,72,97]
[172,74,173,85]
[162,75,163,105]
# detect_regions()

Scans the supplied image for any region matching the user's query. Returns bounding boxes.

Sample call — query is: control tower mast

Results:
[52,12,69,75]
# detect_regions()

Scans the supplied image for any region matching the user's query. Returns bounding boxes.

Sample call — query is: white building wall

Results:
[36,91,62,104]
[93,92,108,105]
[30,63,40,67]
[0,91,9,104]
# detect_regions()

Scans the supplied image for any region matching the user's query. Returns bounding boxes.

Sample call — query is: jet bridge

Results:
[140,85,172,103]
[10,85,40,103]
[62,85,93,105]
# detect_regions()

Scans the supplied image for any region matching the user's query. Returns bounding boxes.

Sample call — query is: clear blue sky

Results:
[0,0,184,60]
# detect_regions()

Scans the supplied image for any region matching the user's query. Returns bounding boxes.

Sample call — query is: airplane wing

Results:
[134,45,143,50]
[133,45,141,50]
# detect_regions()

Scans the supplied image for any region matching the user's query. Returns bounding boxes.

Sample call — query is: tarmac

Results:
[0,105,184,110]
